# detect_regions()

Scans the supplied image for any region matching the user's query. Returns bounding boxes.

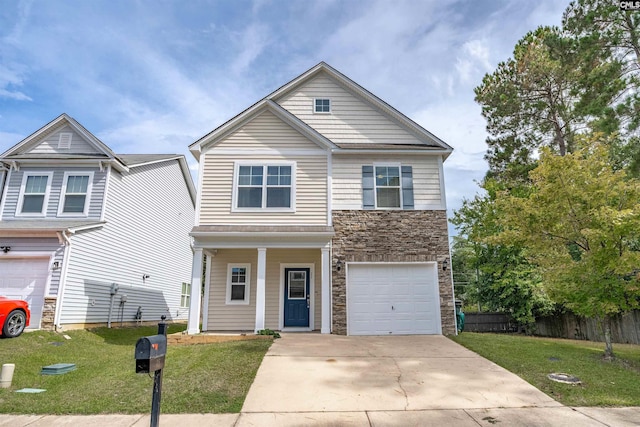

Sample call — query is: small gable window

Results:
[314,98,331,113]
[58,172,93,216]
[234,162,295,211]
[362,164,414,210]
[17,172,53,216]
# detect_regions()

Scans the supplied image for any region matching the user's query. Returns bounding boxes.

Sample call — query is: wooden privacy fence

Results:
[534,311,640,345]
[463,313,517,333]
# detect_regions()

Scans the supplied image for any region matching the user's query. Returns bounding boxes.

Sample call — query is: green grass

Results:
[450,333,640,407]
[0,325,272,414]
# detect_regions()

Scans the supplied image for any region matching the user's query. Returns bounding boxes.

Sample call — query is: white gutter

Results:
[53,230,73,330]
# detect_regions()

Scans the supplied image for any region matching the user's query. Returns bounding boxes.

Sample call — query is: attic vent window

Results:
[314,98,331,113]
[58,133,72,149]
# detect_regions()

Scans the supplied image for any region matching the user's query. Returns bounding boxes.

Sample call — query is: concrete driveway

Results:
[242,333,561,413]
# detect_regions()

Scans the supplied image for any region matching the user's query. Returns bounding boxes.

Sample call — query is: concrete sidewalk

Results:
[1,406,640,426]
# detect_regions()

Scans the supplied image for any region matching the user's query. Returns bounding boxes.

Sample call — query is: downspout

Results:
[0,166,7,205]
[53,231,73,330]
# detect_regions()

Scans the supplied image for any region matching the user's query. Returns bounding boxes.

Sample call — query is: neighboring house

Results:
[187,62,456,336]
[0,114,196,331]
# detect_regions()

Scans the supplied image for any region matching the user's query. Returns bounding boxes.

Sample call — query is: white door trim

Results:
[279,263,315,331]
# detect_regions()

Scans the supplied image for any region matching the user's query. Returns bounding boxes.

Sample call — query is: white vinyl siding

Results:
[29,125,103,154]
[332,155,443,210]
[2,167,107,220]
[205,248,322,332]
[277,74,425,145]
[59,160,195,325]
[199,110,327,224]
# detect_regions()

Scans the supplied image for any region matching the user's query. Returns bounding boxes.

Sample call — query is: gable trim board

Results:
[2,114,129,173]
[190,100,336,159]
[267,62,452,153]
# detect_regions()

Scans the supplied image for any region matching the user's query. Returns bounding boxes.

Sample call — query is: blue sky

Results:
[0,0,570,230]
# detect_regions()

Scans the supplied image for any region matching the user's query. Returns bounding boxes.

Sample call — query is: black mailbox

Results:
[135,334,167,373]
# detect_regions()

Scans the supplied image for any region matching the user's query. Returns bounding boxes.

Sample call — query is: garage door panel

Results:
[0,258,50,330]
[347,263,440,336]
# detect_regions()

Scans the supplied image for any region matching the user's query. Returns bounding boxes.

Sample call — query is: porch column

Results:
[187,248,203,335]
[255,247,267,332]
[321,247,331,334]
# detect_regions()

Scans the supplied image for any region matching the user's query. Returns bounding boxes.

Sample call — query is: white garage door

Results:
[347,263,441,335]
[0,258,50,330]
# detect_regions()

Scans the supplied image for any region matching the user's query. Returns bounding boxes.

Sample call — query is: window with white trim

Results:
[375,166,401,208]
[226,264,251,305]
[314,98,331,113]
[362,164,414,210]
[234,163,295,211]
[58,172,93,216]
[180,282,191,308]
[17,172,53,216]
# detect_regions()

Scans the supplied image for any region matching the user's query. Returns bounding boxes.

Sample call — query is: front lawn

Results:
[0,325,271,414]
[451,333,640,407]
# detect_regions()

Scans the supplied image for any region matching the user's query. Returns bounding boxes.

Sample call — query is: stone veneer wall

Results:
[41,296,57,331]
[331,210,456,335]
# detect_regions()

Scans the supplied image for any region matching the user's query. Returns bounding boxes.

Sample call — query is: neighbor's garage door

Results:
[347,263,441,335]
[0,258,50,329]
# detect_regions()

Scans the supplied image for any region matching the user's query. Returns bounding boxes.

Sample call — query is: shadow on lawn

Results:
[85,323,187,346]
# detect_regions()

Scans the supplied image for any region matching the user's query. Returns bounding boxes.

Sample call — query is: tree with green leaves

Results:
[495,135,640,358]
[451,181,554,328]
[563,0,640,134]
[475,26,584,183]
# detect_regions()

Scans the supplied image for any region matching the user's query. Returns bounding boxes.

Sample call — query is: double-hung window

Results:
[234,162,295,211]
[226,264,251,305]
[180,282,191,308]
[362,164,414,210]
[58,172,93,216]
[375,166,401,208]
[17,172,53,216]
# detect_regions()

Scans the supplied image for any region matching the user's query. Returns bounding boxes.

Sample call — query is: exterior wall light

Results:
[335,260,343,272]
[442,258,449,271]
[52,261,61,270]
[0,246,11,253]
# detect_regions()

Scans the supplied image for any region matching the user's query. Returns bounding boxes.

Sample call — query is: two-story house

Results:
[187,62,456,336]
[0,114,196,331]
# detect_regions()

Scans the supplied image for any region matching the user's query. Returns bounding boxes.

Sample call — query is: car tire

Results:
[3,310,26,338]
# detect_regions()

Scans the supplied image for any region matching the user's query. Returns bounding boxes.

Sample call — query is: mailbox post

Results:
[135,315,168,427]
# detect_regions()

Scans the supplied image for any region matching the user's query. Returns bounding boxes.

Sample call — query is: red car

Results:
[0,297,30,338]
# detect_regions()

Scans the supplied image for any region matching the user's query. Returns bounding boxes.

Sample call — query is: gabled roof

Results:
[0,113,129,172]
[190,62,452,160]
[190,99,337,159]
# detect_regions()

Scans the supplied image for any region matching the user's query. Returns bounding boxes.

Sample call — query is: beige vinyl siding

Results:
[332,154,443,210]
[206,249,257,331]
[29,125,102,154]
[206,248,321,331]
[277,74,423,145]
[199,110,328,225]
[214,110,324,150]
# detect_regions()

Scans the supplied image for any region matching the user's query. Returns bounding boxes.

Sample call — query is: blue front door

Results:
[284,268,310,327]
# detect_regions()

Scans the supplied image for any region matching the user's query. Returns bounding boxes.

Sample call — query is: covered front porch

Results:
[187,226,334,335]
